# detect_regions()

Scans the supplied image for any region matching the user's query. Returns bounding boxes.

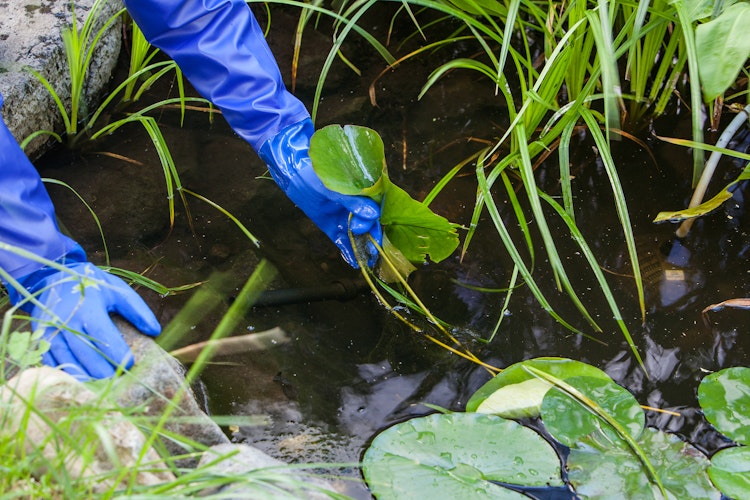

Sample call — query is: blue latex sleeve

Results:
[0,94,81,279]
[1,94,161,380]
[124,0,383,266]
[122,0,310,151]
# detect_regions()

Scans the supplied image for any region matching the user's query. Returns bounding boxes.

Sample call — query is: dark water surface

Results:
[35,6,750,498]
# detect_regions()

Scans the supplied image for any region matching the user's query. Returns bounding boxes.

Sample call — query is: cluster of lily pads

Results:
[361,358,750,499]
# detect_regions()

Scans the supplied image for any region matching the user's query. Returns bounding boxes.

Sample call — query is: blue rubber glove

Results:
[124,0,382,266]
[0,93,161,380]
[259,118,382,266]
[6,246,162,381]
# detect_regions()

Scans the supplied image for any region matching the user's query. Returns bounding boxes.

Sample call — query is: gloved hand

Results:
[1,93,161,380]
[259,118,382,267]
[123,0,383,267]
[6,246,162,381]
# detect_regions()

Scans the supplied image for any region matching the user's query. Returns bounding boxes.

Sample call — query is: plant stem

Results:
[676,103,750,237]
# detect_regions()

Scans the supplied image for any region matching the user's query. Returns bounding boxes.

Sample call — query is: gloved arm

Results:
[0,95,161,380]
[123,0,382,266]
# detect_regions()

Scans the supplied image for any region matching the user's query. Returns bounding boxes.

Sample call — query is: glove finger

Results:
[74,313,135,377]
[349,214,378,236]
[332,232,360,269]
[366,224,383,267]
[104,275,162,337]
[59,322,125,380]
[42,328,94,381]
[337,195,381,222]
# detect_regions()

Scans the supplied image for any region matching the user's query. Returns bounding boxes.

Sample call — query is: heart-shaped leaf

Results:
[309,124,387,197]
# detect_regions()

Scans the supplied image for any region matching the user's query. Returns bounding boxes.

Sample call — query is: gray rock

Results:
[0,366,176,491]
[0,0,123,159]
[110,316,231,466]
[197,443,343,499]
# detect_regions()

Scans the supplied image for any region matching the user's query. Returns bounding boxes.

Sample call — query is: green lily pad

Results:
[567,428,720,499]
[362,412,563,499]
[698,366,750,445]
[707,445,750,499]
[541,375,645,448]
[467,357,611,417]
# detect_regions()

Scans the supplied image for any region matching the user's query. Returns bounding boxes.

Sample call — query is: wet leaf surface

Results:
[541,375,644,448]
[363,412,563,499]
[467,357,611,417]
[698,366,750,445]
[567,428,720,499]
[707,445,750,499]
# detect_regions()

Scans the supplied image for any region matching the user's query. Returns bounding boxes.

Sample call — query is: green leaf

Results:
[567,428,720,499]
[708,446,750,499]
[467,357,611,417]
[696,2,750,101]
[6,330,49,367]
[362,412,563,499]
[698,366,750,444]
[541,376,645,448]
[381,181,459,264]
[309,124,387,197]
[309,125,460,271]
[377,233,417,283]
[654,162,750,223]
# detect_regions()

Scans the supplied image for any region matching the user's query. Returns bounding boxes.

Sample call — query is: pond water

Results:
[35,6,750,498]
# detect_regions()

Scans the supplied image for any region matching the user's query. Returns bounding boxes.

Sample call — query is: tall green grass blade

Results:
[182,188,261,247]
[587,5,623,143]
[673,0,706,186]
[579,108,645,321]
[512,120,601,332]
[538,190,645,375]
[41,178,110,266]
[558,120,576,221]
[475,156,585,337]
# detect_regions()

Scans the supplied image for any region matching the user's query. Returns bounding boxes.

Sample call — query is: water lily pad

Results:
[362,412,563,499]
[707,445,750,499]
[698,366,750,445]
[541,375,644,448]
[567,428,720,499]
[468,357,611,418]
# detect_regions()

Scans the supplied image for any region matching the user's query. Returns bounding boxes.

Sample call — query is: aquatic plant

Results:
[23,0,213,232]
[363,357,750,498]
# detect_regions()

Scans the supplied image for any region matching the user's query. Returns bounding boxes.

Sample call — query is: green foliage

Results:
[707,446,750,499]
[698,366,750,445]
[364,357,750,498]
[466,357,610,417]
[4,330,49,369]
[695,2,750,101]
[362,412,563,498]
[541,375,645,449]
[309,124,460,274]
[568,428,719,499]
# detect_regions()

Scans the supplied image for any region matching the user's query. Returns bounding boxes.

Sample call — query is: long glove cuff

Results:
[257,118,315,189]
